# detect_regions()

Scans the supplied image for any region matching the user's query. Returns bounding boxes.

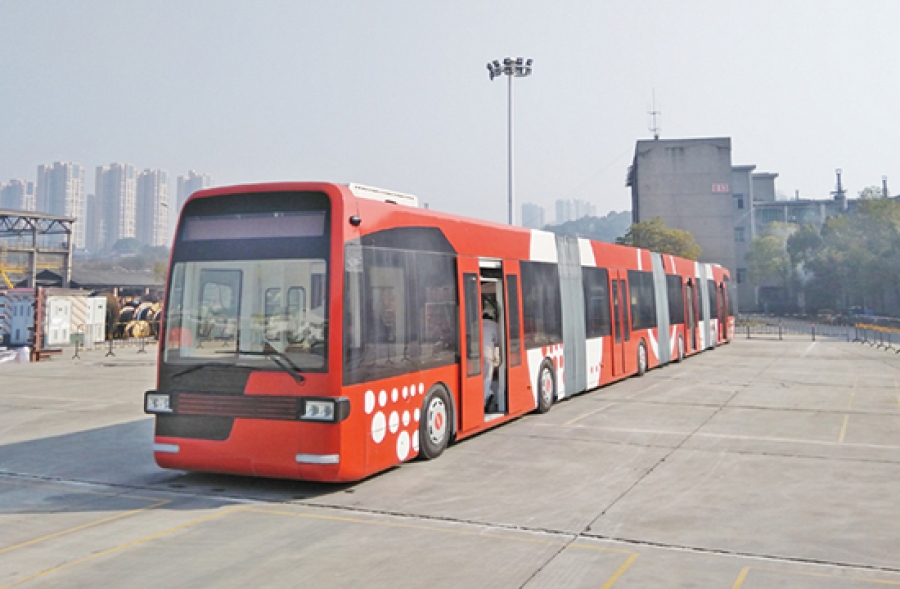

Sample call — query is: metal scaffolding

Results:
[0,209,74,288]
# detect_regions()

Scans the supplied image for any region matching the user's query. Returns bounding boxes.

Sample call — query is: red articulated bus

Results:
[145,182,734,482]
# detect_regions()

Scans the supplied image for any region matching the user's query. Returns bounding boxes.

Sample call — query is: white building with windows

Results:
[177,171,213,211]
[137,169,169,247]
[36,162,85,249]
[520,202,545,229]
[95,163,137,250]
[0,180,36,211]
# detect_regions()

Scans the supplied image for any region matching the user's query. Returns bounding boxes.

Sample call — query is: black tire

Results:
[676,335,685,363]
[637,341,648,376]
[419,385,451,460]
[535,360,556,414]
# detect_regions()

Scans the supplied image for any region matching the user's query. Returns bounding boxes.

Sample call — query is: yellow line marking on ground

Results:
[0,499,170,556]
[839,415,851,443]
[566,403,617,426]
[838,378,857,443]
[1,505,245,589]
[732,566,900,586]
[598,552,638,589]
[732,566,750,589]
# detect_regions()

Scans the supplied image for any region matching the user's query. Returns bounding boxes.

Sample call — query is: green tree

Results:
[746,234,792,288]
[786,223,822,267]
[858,185,885,200]
[545,211,631,243]
[111,238,142,255]
[616,217,702,259]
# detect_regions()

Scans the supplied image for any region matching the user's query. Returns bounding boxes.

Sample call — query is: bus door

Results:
[457,258,486,435]
[718,282,728,341]
[502,262,524,414]
[685,279,697,352]
[479,259,506,420]
[609,270,629,377]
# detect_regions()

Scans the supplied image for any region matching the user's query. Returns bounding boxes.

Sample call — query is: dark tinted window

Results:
[666,275,685,325]
[343,245,458,385]
[628,270,657,331]
[708,279,717,318]
[583,267,611,338]
[506,275,522,367]
[520,262,562,348]
[464,273,480,376]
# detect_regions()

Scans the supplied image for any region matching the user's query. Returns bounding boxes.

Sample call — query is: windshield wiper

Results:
[171,362,226,379]
[238,348,306,384]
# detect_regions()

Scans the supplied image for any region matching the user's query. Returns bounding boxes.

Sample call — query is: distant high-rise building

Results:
[95,163,137,250]
[85,193,105,253]
[555,199,573,224]
[177,171,213,211]
[520,203,545,229]
[0,179,36,211]
[136,169,169,247]
[36,162,85,249]
[573,199,596,220]
[554,198,595,225]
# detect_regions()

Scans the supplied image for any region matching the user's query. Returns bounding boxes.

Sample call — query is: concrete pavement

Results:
[1,338,899,587]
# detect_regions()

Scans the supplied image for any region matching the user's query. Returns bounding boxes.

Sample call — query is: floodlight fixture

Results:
[486,56,534,226]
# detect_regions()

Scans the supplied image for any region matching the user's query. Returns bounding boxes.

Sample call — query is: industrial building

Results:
[629,137,860,312]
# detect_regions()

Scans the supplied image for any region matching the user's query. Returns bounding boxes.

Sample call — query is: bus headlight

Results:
[302,400,334,421]
[145,391,173,414]
[299,397,350,423]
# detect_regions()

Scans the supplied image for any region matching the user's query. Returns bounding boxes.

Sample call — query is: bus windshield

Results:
[163,258,328,371]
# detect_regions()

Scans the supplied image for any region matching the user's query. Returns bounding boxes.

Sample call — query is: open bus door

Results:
[457,258,484,435]
[718,282,728,341]
[685,279,697,352]
[609,270,629,377]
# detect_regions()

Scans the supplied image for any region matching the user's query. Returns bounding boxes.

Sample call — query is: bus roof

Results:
[346,183,418,208]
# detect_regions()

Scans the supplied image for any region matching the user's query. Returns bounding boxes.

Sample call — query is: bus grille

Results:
[175,393,300,420]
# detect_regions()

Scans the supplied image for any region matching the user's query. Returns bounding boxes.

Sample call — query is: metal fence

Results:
[71,320,160,359]
[736,315,853,341]
[737,314,900,352]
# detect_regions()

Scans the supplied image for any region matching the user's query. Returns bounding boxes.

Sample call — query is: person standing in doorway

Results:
[482,309,500,410]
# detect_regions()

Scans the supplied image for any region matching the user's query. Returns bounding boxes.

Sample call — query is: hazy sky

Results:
[2,1,898,224]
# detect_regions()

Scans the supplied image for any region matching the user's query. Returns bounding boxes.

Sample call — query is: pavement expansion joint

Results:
[580,532,900,576]
[293,499,584,540]
[584,356,782,532]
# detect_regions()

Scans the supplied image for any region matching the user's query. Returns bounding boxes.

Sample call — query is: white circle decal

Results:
[402,386,409,399]
[418,383,424,395]
[402,410,410,426]
[410,383,417,396]
[371,412,386,444]
[378,390,387,407]
[389,411,400,434]
[414,408,420,422]
[411,430,419,452]
[396,431,410,461]
[364,390,375,414]
[392,388,399,403]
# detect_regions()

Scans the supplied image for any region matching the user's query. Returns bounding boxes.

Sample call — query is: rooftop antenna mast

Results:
[648,90,661,140]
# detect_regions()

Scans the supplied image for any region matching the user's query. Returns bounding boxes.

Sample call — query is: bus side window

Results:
[464,273,481,377]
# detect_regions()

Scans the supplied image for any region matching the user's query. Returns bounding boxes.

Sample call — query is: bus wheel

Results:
[637,341,648,376]
[419,386,451,460]
[535,360,555,414]
[676,335,685,363]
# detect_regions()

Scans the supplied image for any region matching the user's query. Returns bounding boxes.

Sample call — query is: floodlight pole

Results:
[507,73,515,226]
[488,57,533,226]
